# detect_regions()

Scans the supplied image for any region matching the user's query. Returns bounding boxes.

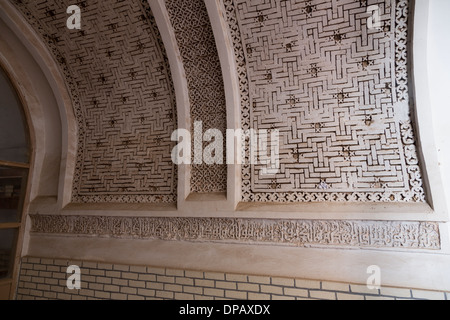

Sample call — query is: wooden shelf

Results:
[0,222,20,229]
[0,160,29,169]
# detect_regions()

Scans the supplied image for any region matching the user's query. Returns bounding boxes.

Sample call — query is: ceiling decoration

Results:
[165,0,228,194]
[30,214,441,250]
[224,0,425,203]
[11,0,425,205]
[12,0,178,203]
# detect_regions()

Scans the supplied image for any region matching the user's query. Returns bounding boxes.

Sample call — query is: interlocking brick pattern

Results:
[224,0,424,202]
[16,257,449,300]
[12,0,177,203]
[165,0,228,193]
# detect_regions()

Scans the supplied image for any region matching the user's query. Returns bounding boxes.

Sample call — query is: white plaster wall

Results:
[426,0,450,240]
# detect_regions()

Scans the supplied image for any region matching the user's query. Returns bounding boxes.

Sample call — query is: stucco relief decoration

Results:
[8,0,439,252]
[224,0,425,203]
[12,0,178,203]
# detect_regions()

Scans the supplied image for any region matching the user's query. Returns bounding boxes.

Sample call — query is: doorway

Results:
[0,66,30,300]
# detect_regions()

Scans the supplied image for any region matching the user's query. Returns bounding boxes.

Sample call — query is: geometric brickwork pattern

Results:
[12,0,177,203]
[165,0,228,193]
[224,0,425,202]
[29,214,441,251]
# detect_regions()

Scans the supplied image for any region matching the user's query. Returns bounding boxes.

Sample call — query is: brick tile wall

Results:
[15,257,449,300]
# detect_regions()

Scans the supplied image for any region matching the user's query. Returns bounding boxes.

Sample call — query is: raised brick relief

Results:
[12,0,177,203]
[165,0,228,193]
[224,0,425,203]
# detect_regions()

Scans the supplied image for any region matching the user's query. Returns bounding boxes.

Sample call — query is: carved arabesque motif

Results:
[165,0,228,193]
